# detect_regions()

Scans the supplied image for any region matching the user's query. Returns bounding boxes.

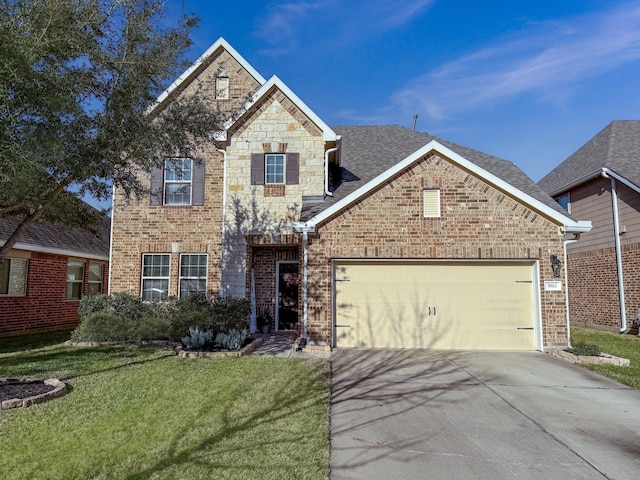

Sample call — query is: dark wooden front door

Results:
[277,262,299,330]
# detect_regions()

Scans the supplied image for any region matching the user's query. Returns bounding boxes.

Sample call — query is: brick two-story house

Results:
[109,38,591,351]
[539,120,640,333]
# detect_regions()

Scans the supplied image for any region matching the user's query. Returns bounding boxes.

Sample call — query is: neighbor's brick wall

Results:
[567,242,640,329]
[0,252,109,337]
[307,152,568,347]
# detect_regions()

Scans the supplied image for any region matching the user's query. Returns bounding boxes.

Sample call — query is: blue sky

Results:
[164,0,640,183]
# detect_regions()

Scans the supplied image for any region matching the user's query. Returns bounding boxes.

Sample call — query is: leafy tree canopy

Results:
[0,0,224,259]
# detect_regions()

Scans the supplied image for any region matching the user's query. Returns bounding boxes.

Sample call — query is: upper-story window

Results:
[164,158,192,205]
[0,258,28,296]
[556,193,570,213]
[251,153,299,186]
[215,77,229,99]
[150,159,204,207]
[265,154,285,184]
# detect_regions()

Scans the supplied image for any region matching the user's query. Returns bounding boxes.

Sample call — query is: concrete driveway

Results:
[331,349,640,479]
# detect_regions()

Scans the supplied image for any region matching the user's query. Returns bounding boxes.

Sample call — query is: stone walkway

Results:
[251,334,330,359]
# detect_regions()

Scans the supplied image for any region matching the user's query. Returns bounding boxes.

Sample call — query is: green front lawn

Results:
[571,326,640,389]
[0,340,330,480]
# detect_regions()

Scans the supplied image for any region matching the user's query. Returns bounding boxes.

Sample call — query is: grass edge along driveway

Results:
[0,342,330,480]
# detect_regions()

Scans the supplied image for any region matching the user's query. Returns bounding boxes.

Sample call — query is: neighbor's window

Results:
[164,158,192,205]
[216,76,229,99]
[88,264,104,296]
[179,254,207,298]
[265,154,285,184]
[66,261,84,300]
[556,193,570,212]
[423,189,441,217]
[0,258,28,295]
[141,254,170,301]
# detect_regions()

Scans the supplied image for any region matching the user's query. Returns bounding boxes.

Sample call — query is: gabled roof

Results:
[150,37,267,114]
[0,215,110,261]
[538,120,640,195]
[299,125,590,233]
[224,75,337,142]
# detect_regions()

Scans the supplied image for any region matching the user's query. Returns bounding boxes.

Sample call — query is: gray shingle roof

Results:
[301,125,569,221]
[538,120,640,194]
[0,215,110,259]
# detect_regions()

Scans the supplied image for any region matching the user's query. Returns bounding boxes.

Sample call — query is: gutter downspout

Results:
[216,147,228,296]
[603,169,627,332]
[324,147,338,197]
[564,236,580,347]
[107,183,116,295]
[302,230,309,344]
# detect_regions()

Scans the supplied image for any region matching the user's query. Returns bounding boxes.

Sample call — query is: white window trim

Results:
[265,153,285,185]
[164,158,193,205]
[0,258,28,296]
[88,263,104,296]
[423,189,441,218]
[178,254,208,298]
[66,261,85,300]
[141,254,171,300]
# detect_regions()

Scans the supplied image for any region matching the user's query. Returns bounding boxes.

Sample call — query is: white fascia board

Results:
[302,140,590,232]
[148,37,266,115]
[547,168,640,197]
[1,241,109,261]
[224,75,337,142]
[603,168,640,194]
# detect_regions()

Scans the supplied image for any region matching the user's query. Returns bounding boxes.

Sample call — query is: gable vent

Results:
[423,189,441,217]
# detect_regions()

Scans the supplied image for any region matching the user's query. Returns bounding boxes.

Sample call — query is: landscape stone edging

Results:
[549,348,630,366]
[67,340,180,348]
[175,335,264,358]
[1,378,67,410]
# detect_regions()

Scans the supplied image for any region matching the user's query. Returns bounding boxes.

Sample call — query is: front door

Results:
[276,261,299,330]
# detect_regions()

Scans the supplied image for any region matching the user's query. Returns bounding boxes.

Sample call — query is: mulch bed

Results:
[0,379,56,403]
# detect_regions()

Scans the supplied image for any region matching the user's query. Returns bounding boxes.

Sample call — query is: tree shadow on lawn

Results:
[123,358,330,480]
[0,344,174,380]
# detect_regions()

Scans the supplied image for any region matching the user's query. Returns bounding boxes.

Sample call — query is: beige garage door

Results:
[334,261,536,350]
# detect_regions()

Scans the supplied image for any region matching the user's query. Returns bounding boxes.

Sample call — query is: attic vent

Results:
[423,189,440,217]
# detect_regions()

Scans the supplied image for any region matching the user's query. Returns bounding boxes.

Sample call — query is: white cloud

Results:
[391,2,640,120]
[255,0,434,55]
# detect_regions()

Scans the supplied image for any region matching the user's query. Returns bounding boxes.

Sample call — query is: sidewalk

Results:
[251,333,330,359]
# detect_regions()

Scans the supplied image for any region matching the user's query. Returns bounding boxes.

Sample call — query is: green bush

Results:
[212,296,250,332]
[71,312,129,343]
[109,292,150,320]
[169,310,215,341]
[78,294,110,321]
[129,316,171,342]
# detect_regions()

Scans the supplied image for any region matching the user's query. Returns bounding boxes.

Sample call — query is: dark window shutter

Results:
[192,160,205,206]
[150,165,163,205]
[286,153,299,185]
[251,153,265,185]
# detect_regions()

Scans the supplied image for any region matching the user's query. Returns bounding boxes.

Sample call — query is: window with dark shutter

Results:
[286,153,299,185]
[192,160,205,205]
[251,153,265,185]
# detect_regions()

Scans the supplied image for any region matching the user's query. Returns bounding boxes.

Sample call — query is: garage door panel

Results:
[335,262,536,350]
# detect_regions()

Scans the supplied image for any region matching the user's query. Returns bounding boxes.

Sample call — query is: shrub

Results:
[169,310,215,341]
[181,327,213,351]
[78,294,110,321]
[109,292,150,320]
[129,316,171,342]
[212,296,251,332]
[71,312,129,343]
[215,328,248,351]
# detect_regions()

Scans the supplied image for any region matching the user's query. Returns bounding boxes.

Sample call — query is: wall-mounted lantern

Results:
[550,254,561,277]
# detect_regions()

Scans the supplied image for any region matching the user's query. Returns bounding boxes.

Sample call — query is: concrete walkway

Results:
[251,333,330,359]
[331,349,640,480]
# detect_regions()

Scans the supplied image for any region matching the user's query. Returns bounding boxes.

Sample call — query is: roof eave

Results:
[302,140,587,230]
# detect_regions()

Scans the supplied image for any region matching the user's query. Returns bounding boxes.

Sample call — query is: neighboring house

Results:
[109,38,591,351]
[0,215,110,337]
[538,120,640,332]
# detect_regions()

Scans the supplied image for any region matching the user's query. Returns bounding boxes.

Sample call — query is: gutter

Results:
[563,236,580,347]
[602,169,627,332]
[216,147,228,296]
[293,222,316,346]
[324,147,338,197]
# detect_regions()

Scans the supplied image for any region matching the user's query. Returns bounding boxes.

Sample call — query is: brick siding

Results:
[0,252,109,337]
